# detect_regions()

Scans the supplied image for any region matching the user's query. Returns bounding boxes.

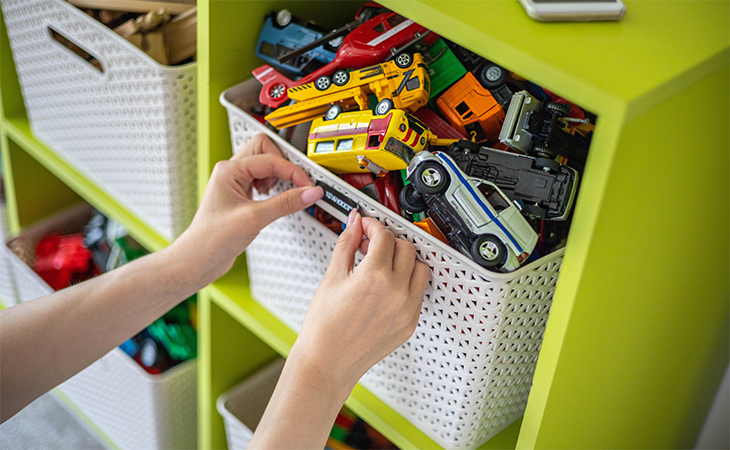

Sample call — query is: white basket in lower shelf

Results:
[0,203,19,306]
[217,358,285,450]
[6,203,197,449]
[221,79,565,450]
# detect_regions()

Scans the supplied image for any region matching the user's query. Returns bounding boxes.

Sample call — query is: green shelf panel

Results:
[1,117,169,252]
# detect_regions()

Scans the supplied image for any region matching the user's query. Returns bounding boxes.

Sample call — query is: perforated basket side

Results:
[0,0,198,241]
[58,349,197,450]
[221,80,565,450]
[0,205,19,306]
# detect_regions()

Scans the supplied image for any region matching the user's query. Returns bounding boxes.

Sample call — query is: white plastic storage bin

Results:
[0,0,197,241]
[217,358,285,450]
[221,79,565,450]
[0,203,19,306]
[6,203,197,449]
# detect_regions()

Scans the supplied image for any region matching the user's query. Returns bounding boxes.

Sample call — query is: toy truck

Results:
[436,71,505,144]
[445,140,579,220]
[400,151,537,271]
[499,90,593,167]
[263,52,431,130]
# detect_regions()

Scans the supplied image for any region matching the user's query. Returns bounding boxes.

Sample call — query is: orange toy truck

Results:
[436,71,504,144]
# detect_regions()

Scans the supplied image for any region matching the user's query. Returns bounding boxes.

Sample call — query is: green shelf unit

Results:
[1,1,727,449]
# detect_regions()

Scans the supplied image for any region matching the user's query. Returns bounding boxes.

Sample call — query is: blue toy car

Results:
[255,10,339,77]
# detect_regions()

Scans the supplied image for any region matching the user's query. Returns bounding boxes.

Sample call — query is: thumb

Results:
[327,210,363,279]
[252,185,323,227]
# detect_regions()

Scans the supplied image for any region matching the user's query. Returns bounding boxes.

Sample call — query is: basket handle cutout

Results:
[48,26,104,74]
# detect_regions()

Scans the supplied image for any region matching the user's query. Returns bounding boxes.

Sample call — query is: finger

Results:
[327,210,364,278]
[250,185,323,228]
[409,261,431,299]
[231,134,283,161]
[231,154,312,189]
[359,218,395,269]
[392,238,417,275]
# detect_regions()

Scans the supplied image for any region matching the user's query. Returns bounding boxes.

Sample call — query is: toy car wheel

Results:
[332,70,350,86]
[453,139,481,153]
[325,104,342,121]
[269,83,287,99]
[479,63,508,90]
[470,235,508,269]
[140,338,171,370]
[533,145,556,159]
[535,157,561,174]
[413,161,450,195]
[375,98,394,115]
[546,102,570,118]
[521,204,547,219]
[315,75,332,91]
[399,183,427,214]
[394,53,412,69]
[275,9,292,28]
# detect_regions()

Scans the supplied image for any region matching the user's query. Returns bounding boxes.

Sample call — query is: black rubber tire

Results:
[470,235,508,269]
[332,70,350,86]
[453,139,481,153]
[412,161,450,195]
[546,102,570,118]
[399,183,427,214]
[394,52,412,69]
[478,63,508,90]
[374,98,394,116]
[535,157,561,174]
[521,204,547,219]
[315,75,331,91]
[533,145,556,159]
[325,104,342,121]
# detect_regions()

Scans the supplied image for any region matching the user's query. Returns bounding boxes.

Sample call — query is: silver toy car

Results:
[400,151,538,272]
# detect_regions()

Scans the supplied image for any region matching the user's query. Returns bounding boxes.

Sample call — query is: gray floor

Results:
[0,392,108,450]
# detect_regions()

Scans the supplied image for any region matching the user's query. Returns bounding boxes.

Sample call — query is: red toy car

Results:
[34,233,96,290]
[256,11,439,108]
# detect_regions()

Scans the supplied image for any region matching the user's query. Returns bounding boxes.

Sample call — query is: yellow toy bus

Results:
[307,102,455,176]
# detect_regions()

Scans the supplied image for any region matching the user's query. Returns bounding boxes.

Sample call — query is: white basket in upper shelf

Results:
[0,0,197,242]
[221,79,564,450]
[217,358,286,450]
[6,203,197,449]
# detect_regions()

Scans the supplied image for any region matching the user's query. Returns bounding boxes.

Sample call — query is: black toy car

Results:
[445,140,579,220]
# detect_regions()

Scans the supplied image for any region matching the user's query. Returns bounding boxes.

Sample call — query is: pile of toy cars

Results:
[25,209,197,374]
[251,2,594,272]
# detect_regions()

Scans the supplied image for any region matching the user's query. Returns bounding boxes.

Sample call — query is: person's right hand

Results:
[287,209,431,394]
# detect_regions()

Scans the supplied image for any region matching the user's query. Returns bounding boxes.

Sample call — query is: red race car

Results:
[255,11,439,108]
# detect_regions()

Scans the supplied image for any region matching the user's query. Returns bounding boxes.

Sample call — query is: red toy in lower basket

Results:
[34,233,95,290]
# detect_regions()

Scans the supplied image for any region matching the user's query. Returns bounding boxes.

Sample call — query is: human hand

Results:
[287,210,431,394]
[167,134,324,288]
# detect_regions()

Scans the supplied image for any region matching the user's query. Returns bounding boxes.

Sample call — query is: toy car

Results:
[499,90,592,166]
[307,104,455,175]
[264,52,431,129]
[400,151,537,271]
[255,11,439,108]
[436,71,505,144]
[255,10,339,77]
[445,140,579,220]
[34,233,96,290]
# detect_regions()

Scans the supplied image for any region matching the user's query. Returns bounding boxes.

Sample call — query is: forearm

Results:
[248,345,355,450]
[0,243,203,422]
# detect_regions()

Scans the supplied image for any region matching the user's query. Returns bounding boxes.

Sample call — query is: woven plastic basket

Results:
[0,203,19,306]
[0,0,197,241]
[221,79,564,450]
[217,358,286,450]
[7,204,197,449]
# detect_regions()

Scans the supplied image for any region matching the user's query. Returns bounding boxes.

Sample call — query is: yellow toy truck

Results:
[266,53,431,130]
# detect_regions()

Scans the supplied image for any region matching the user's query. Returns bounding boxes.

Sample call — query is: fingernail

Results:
[346,209,359,228]
[301,186,323,205]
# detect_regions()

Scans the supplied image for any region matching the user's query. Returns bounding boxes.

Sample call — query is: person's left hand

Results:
[167,134,324,288]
